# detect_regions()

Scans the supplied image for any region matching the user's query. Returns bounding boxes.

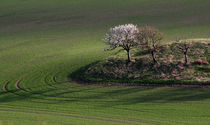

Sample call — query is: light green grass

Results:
[0,0,210,124]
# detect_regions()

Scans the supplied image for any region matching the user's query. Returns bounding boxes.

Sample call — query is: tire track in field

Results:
[2,81,9,92]
[43,72,57,88]
[0,108,144,125]
[15,79,22,90]
[12,84,76,103]
[29,73,72,99]
[1,77,60,101]
[0,80,144,124]
[11,74,79,102]
[12,78,69,101]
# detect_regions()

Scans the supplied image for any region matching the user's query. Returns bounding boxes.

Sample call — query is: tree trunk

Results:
[184,52,188,65]
[151,51,157,64]
[126,49,131,62]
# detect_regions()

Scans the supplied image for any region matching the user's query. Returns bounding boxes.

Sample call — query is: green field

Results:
[0,0,210,124]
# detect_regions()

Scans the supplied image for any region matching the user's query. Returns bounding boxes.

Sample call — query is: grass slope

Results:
[81,41,210,84]
[0,0,210,124]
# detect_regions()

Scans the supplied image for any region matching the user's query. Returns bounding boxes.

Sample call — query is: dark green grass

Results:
[0,0,210,124]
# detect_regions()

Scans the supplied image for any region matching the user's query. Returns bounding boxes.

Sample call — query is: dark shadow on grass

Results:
[196,66,210,73]
[72,87,210,108]
[1,81,210,106]
[134,50,150,56]
[68,61,100,83]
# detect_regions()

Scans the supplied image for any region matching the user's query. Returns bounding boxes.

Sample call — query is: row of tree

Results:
[104,24,163,63]
[104,24,193,65]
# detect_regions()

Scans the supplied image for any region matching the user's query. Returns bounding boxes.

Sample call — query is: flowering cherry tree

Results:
[104,24,139,62]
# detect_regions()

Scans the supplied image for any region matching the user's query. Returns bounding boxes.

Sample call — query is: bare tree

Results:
[138,26,164,64]
[104,24,139,62]
[174,39,192,65]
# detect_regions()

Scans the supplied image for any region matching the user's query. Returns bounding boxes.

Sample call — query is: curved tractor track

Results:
[15,79,22,90]
[2,81,9,92]
[0,74,144,125]
[4,73,80,102]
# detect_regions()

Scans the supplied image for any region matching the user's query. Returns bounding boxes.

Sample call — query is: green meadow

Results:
[0,0,210,124]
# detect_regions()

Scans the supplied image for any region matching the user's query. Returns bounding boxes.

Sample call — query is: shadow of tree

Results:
[1,80,210,106]
[72,87,210,108]
[134,49,150,56]
[68,61,100,81]
[196,66,210,73]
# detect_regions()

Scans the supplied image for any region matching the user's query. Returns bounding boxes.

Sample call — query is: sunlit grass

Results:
[0,0,210,124]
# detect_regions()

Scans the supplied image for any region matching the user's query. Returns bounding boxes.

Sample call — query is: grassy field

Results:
[0,0,210,124]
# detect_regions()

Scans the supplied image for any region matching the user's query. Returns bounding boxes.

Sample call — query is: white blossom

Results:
[104,24,139,50]
[104,24,139,62]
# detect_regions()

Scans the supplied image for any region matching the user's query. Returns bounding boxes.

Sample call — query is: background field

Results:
[0,0,210,124]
